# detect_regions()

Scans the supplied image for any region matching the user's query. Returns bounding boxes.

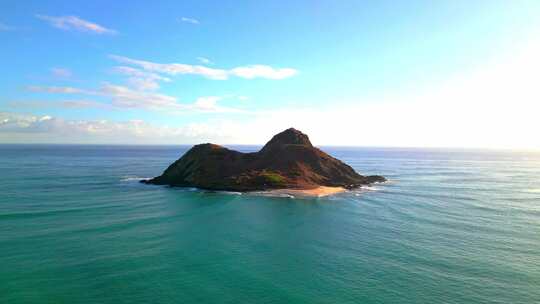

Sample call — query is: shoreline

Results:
[265,186,347,197]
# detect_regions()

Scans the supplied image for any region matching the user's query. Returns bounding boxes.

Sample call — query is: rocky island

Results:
[142,128,385,196]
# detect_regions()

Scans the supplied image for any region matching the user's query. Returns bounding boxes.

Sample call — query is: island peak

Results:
[260,128,313,153]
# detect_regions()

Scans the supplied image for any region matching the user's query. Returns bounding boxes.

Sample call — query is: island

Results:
[142,128,385,196]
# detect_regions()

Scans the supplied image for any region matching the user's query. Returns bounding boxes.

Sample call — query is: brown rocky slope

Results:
[142,128,385,191]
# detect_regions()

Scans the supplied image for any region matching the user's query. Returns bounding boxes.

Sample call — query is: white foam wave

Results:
[363,185,381,191]
[246,191,296,199]
[120,176,151,182]
[351,184,386,196]
[214,191,243,196]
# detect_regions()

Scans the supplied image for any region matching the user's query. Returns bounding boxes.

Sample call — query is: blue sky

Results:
[1,1,540,148]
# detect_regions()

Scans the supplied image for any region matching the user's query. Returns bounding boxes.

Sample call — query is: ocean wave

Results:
[246,191,296,198]
[213,191,243,196]
[120,176,151,182]
[350,182,389,196]
[363,185,382,191]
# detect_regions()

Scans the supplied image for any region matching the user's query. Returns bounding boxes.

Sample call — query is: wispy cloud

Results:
[0,22,15,31]
[193,96,220,110]
[110,55,228,80]
[180,17,200,25]
[191,96,243,113]
[51,67,72,79]
[25,84,244,113]
[99,85,243,113]
[60,100,110,109]
[100,83,179,110]
[36,15,117,34]
[230,65,298,80]
[197,57,212,65]
[27,84,178,110]
[27,85,89,94]
[110,55,298,80]
[113,66,171,81]
[113,66,171,91]
[9,99,111,110]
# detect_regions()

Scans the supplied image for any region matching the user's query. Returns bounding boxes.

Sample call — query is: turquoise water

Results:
[1,145,539,303]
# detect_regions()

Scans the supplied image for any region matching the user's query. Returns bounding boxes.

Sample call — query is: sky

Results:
[1,0,540,149]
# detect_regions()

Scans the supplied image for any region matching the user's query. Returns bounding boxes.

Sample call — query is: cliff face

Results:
[143,128,385,191]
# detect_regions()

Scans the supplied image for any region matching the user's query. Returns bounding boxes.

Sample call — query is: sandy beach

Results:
[269,186,347,197]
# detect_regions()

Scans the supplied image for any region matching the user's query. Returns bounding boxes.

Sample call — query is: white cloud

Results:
[110,55,229,80]
[113,66,171,82]
[36,15,116,34]
[51,67,72,79]
[197,57,212,65]
[180,17,199,25]
[230,65,298,79]
[113,66,171,91]
[109,55,298,80]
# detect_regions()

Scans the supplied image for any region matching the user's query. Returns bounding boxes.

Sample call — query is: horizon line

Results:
[1,142,539,153]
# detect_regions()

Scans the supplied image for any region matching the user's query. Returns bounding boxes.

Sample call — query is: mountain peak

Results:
[260,128,312,152]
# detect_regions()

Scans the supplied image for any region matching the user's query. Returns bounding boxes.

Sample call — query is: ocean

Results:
[1,144,539,303]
